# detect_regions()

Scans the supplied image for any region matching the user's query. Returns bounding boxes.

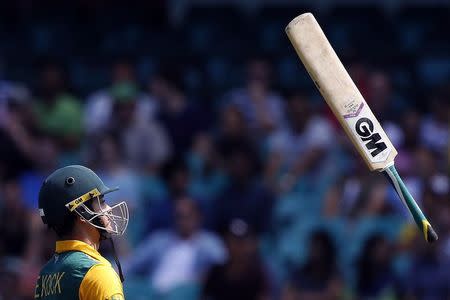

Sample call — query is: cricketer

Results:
[34,165,129,299]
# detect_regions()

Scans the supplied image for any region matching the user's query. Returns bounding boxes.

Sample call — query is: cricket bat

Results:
[285,13,438,243]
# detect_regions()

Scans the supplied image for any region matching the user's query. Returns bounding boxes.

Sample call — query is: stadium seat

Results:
[417,57,450,87]
[164,283,201,300]
[124,277,154,300]
[136,57,158,84]
[276,216,319,268]
[273,192,318,230]
[340,216,404,285]
[204,57,232,89]
[276,55,311,89]
[258,22,288,54]
[140,175,168,206]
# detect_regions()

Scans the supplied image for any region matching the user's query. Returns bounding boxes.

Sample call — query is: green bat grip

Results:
[383,165,438,243]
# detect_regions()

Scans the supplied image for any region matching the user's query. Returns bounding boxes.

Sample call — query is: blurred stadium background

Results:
[0,0,449,299]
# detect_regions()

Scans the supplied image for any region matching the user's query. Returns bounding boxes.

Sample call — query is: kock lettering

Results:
[35,272,65,298]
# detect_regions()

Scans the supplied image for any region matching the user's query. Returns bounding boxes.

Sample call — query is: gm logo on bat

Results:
[343,102,391,163]
[355,117,387,157]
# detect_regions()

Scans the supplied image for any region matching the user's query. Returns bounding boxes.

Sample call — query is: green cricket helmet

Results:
[38,165,129,235]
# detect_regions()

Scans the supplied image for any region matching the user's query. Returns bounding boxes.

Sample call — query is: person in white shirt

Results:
[265,91,334,192]
[123,196,226,293]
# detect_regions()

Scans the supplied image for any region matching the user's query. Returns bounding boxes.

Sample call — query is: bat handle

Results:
[383,165,438,243]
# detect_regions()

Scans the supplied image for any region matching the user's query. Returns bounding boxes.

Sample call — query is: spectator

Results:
[33,61,83,149]
[423,174,449,259]
[84,59,158,134]
[202,219,271,300]
[0,83,35,179]
[419,91,449,159]
[187,133,227,211]
[365,71,404,123]
[355,234,400,299]
[0,178,30,257]
[154,67,209,155]
[106,81,171,170]
[405,235,450,299]
[282,230,343,300]
[90,133,140,210]
[350,176,394,218]
[146,158,191,232]
[393,109,422,174]
[322,154,371,218]
[384,146,439,219]
[214,145,274,234]
[18,135,60,210]
[226,58,284,136]
[123,197,226,293]
[0,257,23,300]
[0,81,60,210]
[265,91,334,193]
[215,103,254,155]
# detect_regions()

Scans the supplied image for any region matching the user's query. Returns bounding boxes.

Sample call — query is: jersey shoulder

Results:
[79,263,124,300]
[63,251,99,271]
[40,251,98,279]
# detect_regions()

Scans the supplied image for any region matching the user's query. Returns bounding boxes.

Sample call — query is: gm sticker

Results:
[344,102,392,163]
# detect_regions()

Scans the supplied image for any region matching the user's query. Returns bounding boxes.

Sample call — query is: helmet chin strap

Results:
[108,237,125,283]
[93,217,125,283]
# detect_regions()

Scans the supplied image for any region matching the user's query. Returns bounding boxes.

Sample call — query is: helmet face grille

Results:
[73,196,129,236]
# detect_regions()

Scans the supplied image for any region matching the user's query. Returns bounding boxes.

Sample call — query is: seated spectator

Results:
[419,91,449,159]
[324,150,397,219]
[106,81,171,170]
[215,104,255,160]
[392,109,422,175]
[0,257,23,300]
[350,176,395,218]
[202,219,270,300]
[187,133,227,210]
[225,58,284,136]
[154,67,210,155]
[123,197,226,293]
[355,234,400,299]
[146,158,192,232]
[90,133,141,210]
[0,178,30,257]
[214,145,274,234]
[0,74,61,212]
[365,71,405,123]
[19,135,60,210]
[423,174,449,239]
[282,230,343,300]
[0,83,35,179]
[33,61,83,149]
[84,59,158,134]
[387,145,442,219]
[265,91,334,193]
[405,234,450,299]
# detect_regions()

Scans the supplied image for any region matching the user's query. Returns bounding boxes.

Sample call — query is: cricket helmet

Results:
[38,165,128,236]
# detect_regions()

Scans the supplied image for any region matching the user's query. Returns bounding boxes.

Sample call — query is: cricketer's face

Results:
[75,195,129,236]
[91,197,114,232]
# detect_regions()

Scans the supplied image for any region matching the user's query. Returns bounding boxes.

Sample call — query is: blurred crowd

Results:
[0,2,449,300]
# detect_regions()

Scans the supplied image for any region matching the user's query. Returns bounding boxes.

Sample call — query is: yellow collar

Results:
[55,240,111,266]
